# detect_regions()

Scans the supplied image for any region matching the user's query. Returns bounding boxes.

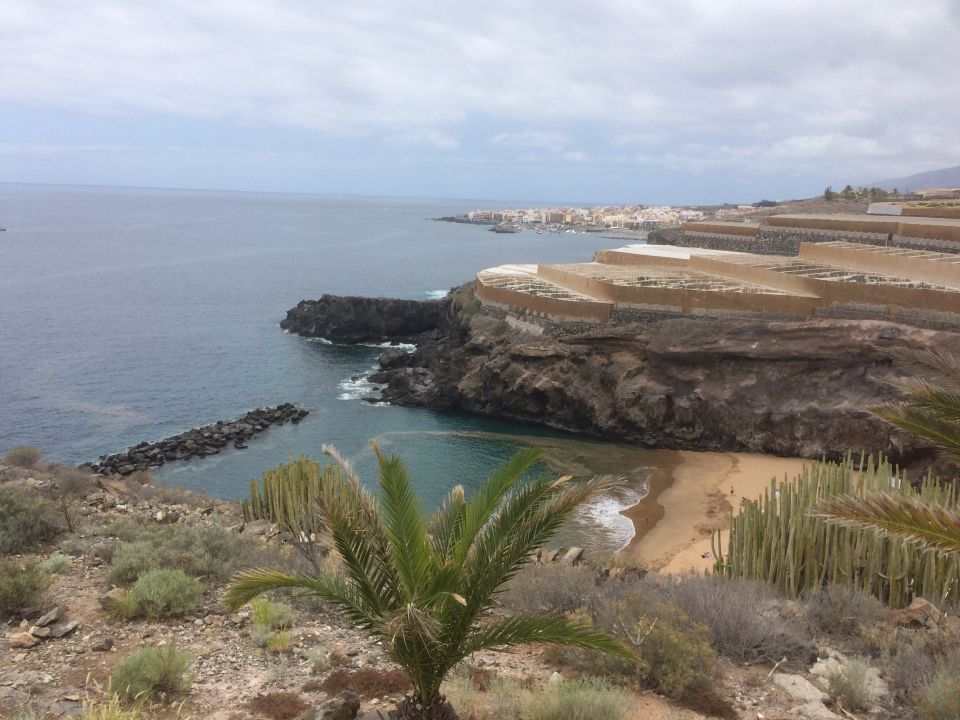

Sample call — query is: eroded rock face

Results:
[380,293,960,470]
[285,287,960,471]
[281,294,445,344]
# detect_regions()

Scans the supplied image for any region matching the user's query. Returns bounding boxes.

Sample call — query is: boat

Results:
[489,223,521,234]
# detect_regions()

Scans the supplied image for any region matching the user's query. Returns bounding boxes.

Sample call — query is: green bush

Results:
[3,445,43,468]
[125,569,203,619]
[106,524,277,587]
[0,486,61,553]
[108,644,193,705]
[526,677,628,720]
[106,541,156,586]
[631,603,718,700]
[0,559,50,615]
[826,657,871,711]
[917,668,960,720]
[251,598,296,629]
[42,552,71,574]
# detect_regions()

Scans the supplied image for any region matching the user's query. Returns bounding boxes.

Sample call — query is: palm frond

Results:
[814,493,960,555]
[224,568,377,628]
[869,404,960,459]
[461,615,634,660]
[892,348,960,394]
[452,446,543,564]
[372,441,433,601]
[427,484,466,560]
[885,378,960,424]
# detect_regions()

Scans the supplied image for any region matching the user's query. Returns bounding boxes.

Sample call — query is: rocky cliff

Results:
[280,293,445,344]
[283,286,960,470]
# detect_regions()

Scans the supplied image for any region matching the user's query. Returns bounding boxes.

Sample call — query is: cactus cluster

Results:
[713,454,960,607]
[242,454,332,539]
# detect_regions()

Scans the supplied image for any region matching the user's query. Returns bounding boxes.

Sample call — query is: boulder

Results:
[378,346,410,369]
[49,620,79,638]
[887,597,943,628]
[99,588,128,613]
[773,673,829,703]
[28,626,51,639]
[7,632,39,649]
[298,690,361,720]
[35,606,62,628]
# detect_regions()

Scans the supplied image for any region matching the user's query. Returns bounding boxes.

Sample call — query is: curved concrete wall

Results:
[475,276,612,324]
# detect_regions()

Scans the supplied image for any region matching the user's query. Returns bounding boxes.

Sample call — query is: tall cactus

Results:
[713,453,960,607]
[242,454,337,569]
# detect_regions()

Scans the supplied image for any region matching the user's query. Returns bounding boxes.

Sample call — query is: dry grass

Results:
[319,668,411,698]
[245,692,308,720]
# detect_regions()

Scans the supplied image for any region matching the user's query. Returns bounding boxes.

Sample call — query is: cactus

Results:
[713,453,960,607]
[242,455,337,568]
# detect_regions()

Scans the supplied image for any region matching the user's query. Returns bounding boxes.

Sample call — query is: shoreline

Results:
[620,450,810,574]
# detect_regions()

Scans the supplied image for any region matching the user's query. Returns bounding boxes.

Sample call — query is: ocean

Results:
[0,184,652,553]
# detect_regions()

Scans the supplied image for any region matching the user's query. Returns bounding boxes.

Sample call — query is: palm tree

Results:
[226,443,633,719]
[815,349,960,559]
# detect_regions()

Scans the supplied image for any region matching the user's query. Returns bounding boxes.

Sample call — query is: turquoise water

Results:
[0,184,651,552]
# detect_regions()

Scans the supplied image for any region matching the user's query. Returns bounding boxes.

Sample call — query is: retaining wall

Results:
[475,276,612,324]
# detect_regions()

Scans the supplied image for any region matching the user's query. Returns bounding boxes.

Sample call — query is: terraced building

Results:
[474,221,960,332]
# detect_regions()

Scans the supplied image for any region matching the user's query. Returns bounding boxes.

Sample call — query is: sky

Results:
[2,0,959,205]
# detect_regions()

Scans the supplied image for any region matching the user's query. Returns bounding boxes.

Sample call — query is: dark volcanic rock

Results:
[89,403,309,475]
[280,293,444,344]
[369,286,960,473]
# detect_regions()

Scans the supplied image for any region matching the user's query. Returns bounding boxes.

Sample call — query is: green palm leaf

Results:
[815,493,960,555]
[462,614,635,660]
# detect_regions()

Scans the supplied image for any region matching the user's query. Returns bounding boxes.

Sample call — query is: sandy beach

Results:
[621,450,810,574]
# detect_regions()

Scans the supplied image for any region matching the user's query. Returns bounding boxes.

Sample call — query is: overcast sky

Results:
[2,0,959,204]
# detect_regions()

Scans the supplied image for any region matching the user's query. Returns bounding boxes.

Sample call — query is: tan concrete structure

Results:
[475,241,960,327]
[760,213,960,245]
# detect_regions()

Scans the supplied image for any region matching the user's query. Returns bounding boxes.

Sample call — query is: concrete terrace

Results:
[474,240,960,329]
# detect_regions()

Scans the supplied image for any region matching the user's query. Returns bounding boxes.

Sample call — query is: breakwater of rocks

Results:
[84,403,309,476]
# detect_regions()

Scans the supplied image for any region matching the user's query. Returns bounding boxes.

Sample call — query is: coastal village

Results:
[453,186,960,232]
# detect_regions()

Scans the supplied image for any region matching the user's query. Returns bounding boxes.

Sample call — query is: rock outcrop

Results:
[281,294,445,344]
[86,403,309,475]
[287,286,960,471]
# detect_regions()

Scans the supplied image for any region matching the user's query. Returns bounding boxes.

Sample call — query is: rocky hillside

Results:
[287,286,960,474]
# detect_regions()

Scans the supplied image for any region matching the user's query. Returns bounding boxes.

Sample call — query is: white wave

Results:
[424,290,448,299]
[305,336,333,345]
[337,364,386,401]
[576,486,648,550]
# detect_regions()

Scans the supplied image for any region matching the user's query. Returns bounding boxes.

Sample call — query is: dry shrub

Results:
[123,569,203,619]
[109,644,193,705]
[917,668,960,720]
[878,624,960,704]
[661,575,816,663]
[320,668,411,698]
[500,563,598,614]
[0,559,50,615]
[826,657,871,711]
[3,446,43,468]
[804,584,887,638]
[106,523,282,586]
[245,692,308,720]
[0,486,62,553]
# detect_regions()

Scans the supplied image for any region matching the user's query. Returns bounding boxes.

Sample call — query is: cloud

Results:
[1,0,958,196]
[489,132,569,151]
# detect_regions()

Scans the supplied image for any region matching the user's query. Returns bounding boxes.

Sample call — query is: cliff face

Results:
[283,286,960,469]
